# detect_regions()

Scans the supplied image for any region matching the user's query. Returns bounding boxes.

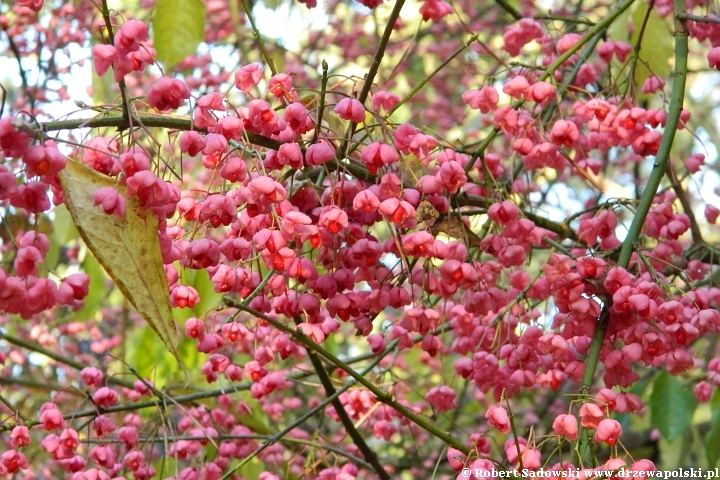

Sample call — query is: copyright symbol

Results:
[462,468,472,477]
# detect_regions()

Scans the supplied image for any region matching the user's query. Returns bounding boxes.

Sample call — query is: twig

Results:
[313,60,329,144]
[336,0,407,160]
[38,114,284,150]
[1,24,34,112]
[494,0,522,20]
[226,300,472,455]
[623,0,655,98]
[358,0,407,107]
[299,315,391,480]
[241,268,276,307]
[99,0,132,124]
[240,0,277,75]
[677,12,720,26]
[0,392,28,423]
[0,330,135,389]
[665,162,703,244]
[461,194,580,241]
[386,34,480,117]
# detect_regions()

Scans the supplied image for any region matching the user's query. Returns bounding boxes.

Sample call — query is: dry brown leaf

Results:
[431,214,482,244]
[59,161,182,365]
[416,199,440,223]
[297,94,318,110]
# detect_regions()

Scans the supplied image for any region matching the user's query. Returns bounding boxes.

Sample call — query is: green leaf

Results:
[705,390,720,466]
[125,324,179,388]
[37,214,60,275]
[262,0,283,11]
[235,457,267,479]
[649,370,697,441]
[53,205,79,244]
[91,69,118,106]
[237,394,272,435]
[630,3,673,92]
[153,0,206,70]
[178,335,203,373]
[616,371,655,431]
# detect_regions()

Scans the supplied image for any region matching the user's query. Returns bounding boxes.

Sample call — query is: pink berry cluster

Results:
[0,120,90,318]
[2,0,720,478]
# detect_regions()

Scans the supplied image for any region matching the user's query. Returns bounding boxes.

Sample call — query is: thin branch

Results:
[336,0,406,160]
[534,14,595,26]
[38,114,284,150]
[0,330,135,389]
[313,60,329,144]
[302,322,391,480]
[83,434,374,471]
[665,162,703,244]
[386,33,480,117]
[494,0,522,20]
[461,194,580,242]
[358,0,407,107]
[99,0,131,123]
[576,0,689,460]
[0,392,28,423]
[623,0,655,98]
[617,1,688,267]
[226,300,473,455]
[677,12,720,25]
[1,24,34,112]
[240,0,277,75]
[241,268,276,307]
[219,333,399,479]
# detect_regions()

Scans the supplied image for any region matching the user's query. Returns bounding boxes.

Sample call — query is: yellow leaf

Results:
[59,161,183,367]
